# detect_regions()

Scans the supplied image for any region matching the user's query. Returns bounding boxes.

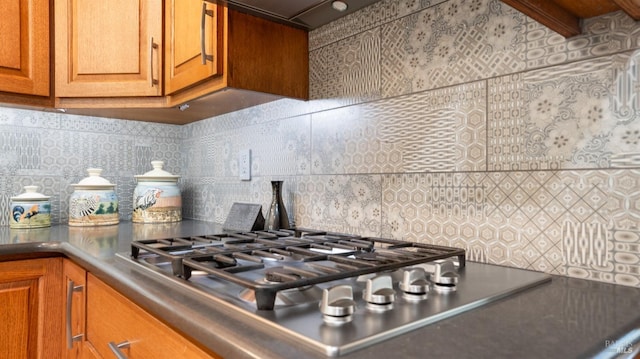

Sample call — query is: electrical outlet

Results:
[239,149,251,180]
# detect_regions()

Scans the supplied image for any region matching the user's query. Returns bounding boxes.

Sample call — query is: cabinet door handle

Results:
[200,2,214,64]
[66,280,84,349]
[150,37,159,87]
[108,341,131,359]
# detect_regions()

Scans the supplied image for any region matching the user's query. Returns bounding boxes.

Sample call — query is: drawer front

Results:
[86,274,217,359]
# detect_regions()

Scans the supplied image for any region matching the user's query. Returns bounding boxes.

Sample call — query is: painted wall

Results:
[0,0,638,288]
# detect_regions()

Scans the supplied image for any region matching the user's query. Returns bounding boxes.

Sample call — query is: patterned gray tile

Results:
[380,169,639,286]
[382,173,489,241]
[309,0,396,50]
[56,112,184,139]
[294,175,382,236]
[0,127,42,175]
[182,98,316,138]
[184,115,311,179]
[524,10,640,69]
[489,51,640,170]
[610,228,640,286]
[608,170,640,229]
[309,0,451,51]
[312,81,486,174]
[116,176,137,221]
[310,28,381,102]
[241,116,311,177]
[380,0,526,98]
[0,107,62,129]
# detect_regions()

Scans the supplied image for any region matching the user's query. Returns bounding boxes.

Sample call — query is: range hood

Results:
[207,0,383,29]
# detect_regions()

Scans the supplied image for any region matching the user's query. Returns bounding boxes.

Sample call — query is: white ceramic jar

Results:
[69,168,119,226]
[133,161,181,223]
[10,185,51,228]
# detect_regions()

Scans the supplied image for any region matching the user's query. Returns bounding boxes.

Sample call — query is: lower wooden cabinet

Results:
[0,257,216,358]
[63,259,88,359]
[86,273,218,358]
[0,257,63,359]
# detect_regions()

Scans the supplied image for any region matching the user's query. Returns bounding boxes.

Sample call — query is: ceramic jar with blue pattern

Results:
[133,161,181,223]
[69,168,118,227]
[10,186,51,228]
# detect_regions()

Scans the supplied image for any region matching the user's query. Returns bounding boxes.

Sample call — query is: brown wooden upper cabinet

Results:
[55,0,163,97]
[52,1,308,124]
[158,6,309,124]
[0,0,307,124]
[0,0,50,97]
[165,1,223,95]
[164,1,309,102]
[56,0,224,98]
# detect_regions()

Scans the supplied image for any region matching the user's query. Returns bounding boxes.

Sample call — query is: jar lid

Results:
[72,168,116,189]
[11,185,50,201]
[135,161,180,182]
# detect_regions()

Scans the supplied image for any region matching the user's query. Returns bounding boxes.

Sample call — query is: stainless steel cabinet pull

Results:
[150,37,159,87]
[200,2,214,64]
[66,280,84,349]
[108,341,131,359]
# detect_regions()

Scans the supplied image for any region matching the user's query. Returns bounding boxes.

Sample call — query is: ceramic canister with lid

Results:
[133,161,181,223]
[69,168,119,226]
[10,185,51,228]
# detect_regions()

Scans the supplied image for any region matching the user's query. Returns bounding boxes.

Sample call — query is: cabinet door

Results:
[63,259,87,359]
[55,0,163,97]
[0,0,49,96]
[86,274,218,358]
[164,0,222,95]
[0,258,63,359]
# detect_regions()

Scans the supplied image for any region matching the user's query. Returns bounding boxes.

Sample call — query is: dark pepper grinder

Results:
[265,180,290,230]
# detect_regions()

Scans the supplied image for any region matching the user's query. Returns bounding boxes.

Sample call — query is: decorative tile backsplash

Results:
[1,0,639,288]
[489,52,640,170]
[311,81,486,173]
[185,0,640,288]
[310,29,381,103]
[0,110,184,225]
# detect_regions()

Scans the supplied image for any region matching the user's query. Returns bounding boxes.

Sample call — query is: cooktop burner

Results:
[121,228,551,357]
[129,229,466,310]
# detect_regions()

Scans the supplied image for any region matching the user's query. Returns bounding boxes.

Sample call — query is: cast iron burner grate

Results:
[130,229,465,310]
[178,232,466,310]
[130,229,326,277]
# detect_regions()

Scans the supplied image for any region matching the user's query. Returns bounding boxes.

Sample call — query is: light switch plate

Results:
[239,149,251,180]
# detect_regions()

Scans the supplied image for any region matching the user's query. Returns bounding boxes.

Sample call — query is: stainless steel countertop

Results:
[2,220,639,359]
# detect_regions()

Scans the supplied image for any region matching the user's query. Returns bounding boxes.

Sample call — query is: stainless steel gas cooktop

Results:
[117,228,551,357]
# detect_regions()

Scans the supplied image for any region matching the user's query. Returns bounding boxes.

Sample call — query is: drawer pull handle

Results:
[108,341,131,359]
[66,280,84,349]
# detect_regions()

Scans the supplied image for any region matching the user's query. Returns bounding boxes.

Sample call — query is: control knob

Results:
[420,259,459,293]
[320,285,356,325]
[399,267,429,301]
[363,275,395,312]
